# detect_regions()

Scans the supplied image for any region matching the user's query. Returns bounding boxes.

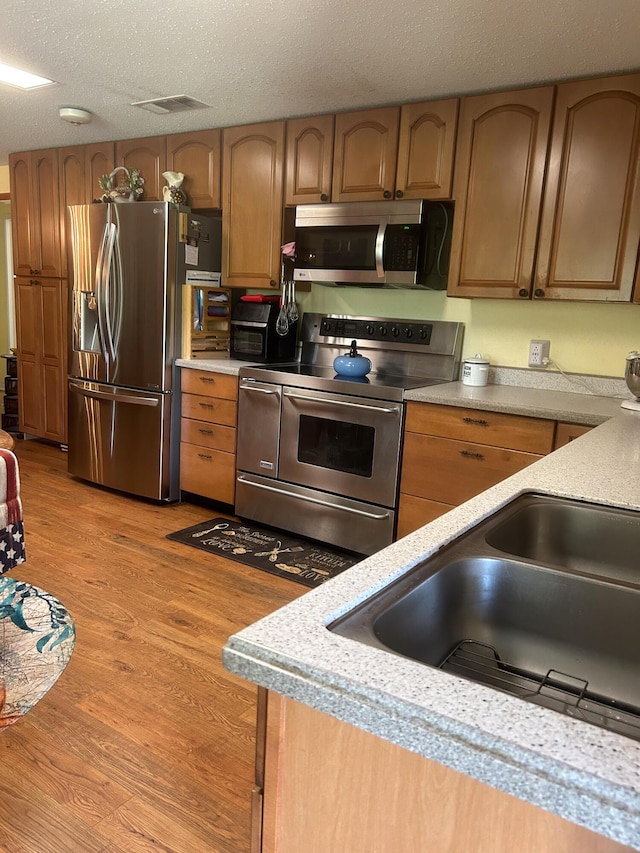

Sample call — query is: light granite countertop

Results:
[223,412,640,849]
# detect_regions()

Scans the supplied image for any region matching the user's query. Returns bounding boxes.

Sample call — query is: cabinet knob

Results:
[518,288,529,298]
[534,288,545,298]
[395,190,404,199]
[383,190,392,199]
[269,279,277,288]
[320,193,329,202]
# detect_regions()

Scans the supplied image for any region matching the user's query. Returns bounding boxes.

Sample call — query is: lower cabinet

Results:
[255,691,629,853]
[398,402,556,537]
[179,369,237,504]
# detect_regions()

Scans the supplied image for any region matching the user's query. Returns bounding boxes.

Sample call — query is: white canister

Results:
[462,353,490,387]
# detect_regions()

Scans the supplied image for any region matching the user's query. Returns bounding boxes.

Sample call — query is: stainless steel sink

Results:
[329,494,640,740]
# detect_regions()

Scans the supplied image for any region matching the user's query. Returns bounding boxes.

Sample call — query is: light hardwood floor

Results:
[0,439,302,853]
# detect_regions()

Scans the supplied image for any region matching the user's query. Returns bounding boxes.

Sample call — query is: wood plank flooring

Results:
[0,440,302,853]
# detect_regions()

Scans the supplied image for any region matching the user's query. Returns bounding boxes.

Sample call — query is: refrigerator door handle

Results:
[94,223,111,363]
[68,380,160,407]
[101,222,118,365]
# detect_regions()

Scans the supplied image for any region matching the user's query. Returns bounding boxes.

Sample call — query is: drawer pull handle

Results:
[460,450,484,461]
[462,417,489,427]
[199,402,214,408]
[199,376,215,383]
[198,453,213,460]
[199,428,214,435]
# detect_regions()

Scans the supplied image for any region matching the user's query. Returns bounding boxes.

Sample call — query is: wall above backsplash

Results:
[296,286,640,379]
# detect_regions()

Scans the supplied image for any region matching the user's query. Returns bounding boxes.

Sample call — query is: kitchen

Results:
[2,1,640,851]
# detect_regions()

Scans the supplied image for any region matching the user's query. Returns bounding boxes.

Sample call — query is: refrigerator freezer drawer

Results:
[68,379,178,501]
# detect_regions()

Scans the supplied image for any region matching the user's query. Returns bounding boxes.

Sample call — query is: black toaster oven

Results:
[230,300,298,363]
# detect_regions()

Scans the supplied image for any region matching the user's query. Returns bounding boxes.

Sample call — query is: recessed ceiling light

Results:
[0,62,55,90]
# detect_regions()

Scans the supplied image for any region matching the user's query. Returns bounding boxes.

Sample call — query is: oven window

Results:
[296,226,377,271]
[233,329,264,355]
[297,415,374,477]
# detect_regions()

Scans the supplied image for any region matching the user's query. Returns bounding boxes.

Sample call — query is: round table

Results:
[0,430,15,452]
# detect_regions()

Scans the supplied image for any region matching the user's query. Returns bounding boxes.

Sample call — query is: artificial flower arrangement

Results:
[98,166,145,202]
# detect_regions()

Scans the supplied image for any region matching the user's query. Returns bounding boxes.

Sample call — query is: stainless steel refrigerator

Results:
[67,201,220,501]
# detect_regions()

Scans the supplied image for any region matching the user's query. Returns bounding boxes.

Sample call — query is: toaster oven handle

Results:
[375,222,387,278]
[237,475,391,520]
[284,390,398,414]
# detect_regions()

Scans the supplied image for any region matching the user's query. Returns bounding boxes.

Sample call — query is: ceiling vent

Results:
[131,95,211,115]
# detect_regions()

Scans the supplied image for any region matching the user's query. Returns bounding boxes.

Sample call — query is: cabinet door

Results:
[447,87,554,299]
[285,115,334,205]
[222,121,285,289]
[14,277,41,435]
[332,107,400,201]
[396,99,459,200]
[535,74,640,302]
[115,136,166,201]
[58,146,86,277]
[31,149,62,277]
[166,130,221,209]
[85,142,115,203]
[9,152,34,277]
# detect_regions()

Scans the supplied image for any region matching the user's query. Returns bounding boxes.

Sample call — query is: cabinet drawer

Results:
[554,422,592,449]
[405,402,555,454]
[181,369,238,400]
[180,443,236,504]
[397,493,453,539]
[181,392,237,427]
[401,432,543,506]
[181,417,236,454]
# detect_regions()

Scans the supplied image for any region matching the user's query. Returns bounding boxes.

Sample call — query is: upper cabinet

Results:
[332,107,400,201]
[115,136,166,201]
[395,99,458,200]
[222,121,286,289]
[9,148,62,278]
[285,115,335,205]
[166,130,221,209]
[447,87,555,299]
[85,142,115,203]
[58,146,86,278]
[534,74,640,302]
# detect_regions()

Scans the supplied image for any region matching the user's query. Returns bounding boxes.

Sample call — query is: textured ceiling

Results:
[1,0,640,167]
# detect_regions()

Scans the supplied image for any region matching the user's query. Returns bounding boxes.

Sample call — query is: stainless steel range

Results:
[235,313,464,555]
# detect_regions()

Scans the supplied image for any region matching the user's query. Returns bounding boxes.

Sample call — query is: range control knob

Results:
[404,327,413,338]
[365,323,375,335]
[418,328,428,339]
[391,327,400,338]
[321,319,331,333]
[379,326,388,336]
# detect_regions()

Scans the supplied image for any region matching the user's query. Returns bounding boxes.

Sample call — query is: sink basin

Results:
[329,494,640,740]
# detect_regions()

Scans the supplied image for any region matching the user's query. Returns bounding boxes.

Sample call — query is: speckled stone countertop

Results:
[176,357,250,376]
[223,412,640,849]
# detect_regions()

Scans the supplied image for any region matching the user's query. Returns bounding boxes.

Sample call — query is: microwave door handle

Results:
[375,222,387,278]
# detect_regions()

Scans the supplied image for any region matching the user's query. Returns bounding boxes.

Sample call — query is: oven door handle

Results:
[284,390,399,414]
[239,383,281,396]
[375,222,387,278]
[237,476,391,520]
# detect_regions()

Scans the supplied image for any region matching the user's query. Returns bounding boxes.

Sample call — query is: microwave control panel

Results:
[383,224,422,271]
[319,316,433,345]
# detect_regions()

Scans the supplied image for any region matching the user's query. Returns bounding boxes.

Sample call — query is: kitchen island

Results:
[223,408,640,851]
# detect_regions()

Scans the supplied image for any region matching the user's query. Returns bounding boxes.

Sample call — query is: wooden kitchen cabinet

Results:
[14,276,67,443]
[285,114,335,205]
[332,107,400,201]
[222,121,286,289]
[9,148,62,278]
[58,146,87,278]
[534,74,640,302]
[180,368,238,504]
[447,87,555,299]
[397,402,555,536]
[115,135,166,201]
[395,98,459,200]
[85,141,115,203]
[258,692,630,853]
[166,129,221,209]
[554,421,593,449]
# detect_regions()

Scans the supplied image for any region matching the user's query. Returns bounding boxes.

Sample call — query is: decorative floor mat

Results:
[167,518,362,588]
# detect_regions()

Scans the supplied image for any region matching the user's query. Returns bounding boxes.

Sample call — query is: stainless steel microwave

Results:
[293,200,452,289]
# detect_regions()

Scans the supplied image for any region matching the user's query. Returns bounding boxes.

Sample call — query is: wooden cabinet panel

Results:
[180,417,236,454]
[405,402,555,454]
[166,130,221,209]
[180,443,236,504]
[222,121,285,289]
[17,358,41,436]
[396,99,458,200]
[261,693,632,853]
[285,115,334,205]
[181,393,237,427]
[181,368,237,400]
[115,136,167,200]
[14,278,39,360]
[10,149,62,278]
[58,146,86,277]
[400,431,543,506]
[554,422,592,449]
[447,87,554,299]
[85,142,115,203]
[332,107,400,201]
[535,74,640,302]
[397,493,453,539]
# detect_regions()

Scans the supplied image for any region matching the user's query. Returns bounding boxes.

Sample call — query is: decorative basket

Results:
[99,166,145,202]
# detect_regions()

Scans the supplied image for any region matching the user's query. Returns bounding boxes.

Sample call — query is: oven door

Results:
[279,387,403,507]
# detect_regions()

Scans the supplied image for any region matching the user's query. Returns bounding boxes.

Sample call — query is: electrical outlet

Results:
[529,339,550,368]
